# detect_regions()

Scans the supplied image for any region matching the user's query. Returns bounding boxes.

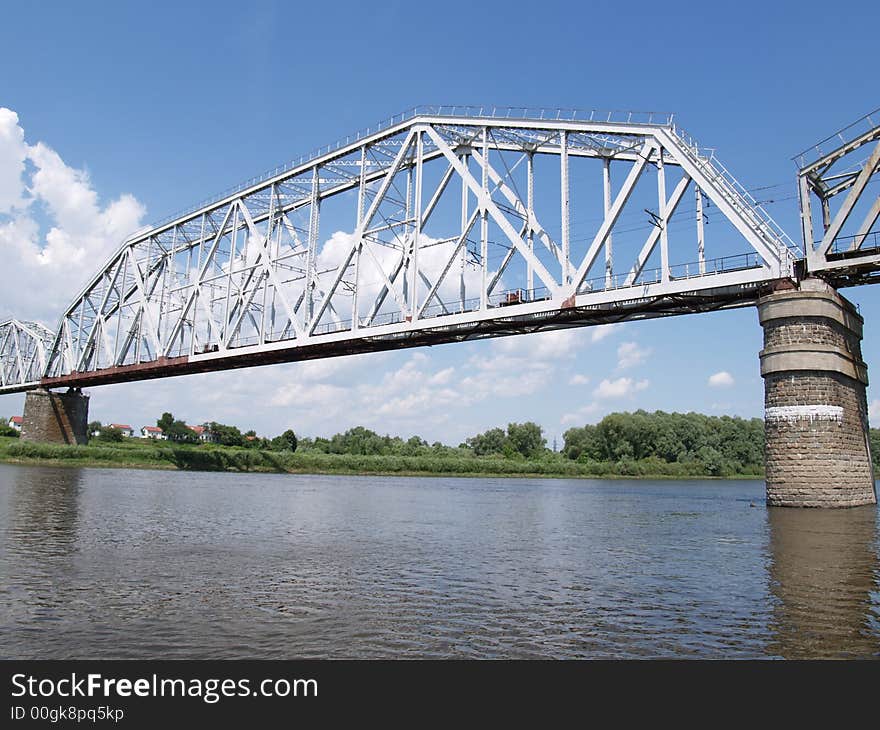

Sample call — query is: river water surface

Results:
[0,464,878,658]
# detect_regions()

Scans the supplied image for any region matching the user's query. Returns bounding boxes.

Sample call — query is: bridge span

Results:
[1,105,879,507]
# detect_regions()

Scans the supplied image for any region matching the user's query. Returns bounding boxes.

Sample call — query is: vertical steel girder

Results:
[0,110,799,392]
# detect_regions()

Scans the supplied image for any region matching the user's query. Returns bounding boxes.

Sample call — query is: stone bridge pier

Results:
[758,278,877,507]
[20,388,90,446]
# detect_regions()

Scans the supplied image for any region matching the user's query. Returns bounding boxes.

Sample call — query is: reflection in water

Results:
[1,466,83,643]
[767,506,880,658]
[7,465,82,554]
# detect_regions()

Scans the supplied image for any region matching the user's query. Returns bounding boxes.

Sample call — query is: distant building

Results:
[8,416,22,431]
[189,424,218,443]
[109,424,134,437]
[141,426,166,440]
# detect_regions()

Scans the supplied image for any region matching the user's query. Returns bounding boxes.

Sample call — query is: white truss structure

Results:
[0,320,55,390]
[797,107,880,281]
[0,107,799,393]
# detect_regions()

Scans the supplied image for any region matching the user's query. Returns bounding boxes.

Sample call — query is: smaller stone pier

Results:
[21,388,90,445]
[758,278,877,507]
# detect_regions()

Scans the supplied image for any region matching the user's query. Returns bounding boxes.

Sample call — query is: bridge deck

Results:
[26,268,767,393]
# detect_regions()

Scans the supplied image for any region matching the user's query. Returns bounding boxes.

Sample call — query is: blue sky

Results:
[1,0,878,445]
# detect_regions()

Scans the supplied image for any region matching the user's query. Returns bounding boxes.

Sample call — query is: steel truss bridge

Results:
[1,105,879,394]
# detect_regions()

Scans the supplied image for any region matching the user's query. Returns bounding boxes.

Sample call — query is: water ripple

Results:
[0,466,877,659]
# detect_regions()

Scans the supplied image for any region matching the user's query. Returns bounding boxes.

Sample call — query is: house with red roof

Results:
[141,425,166,440]
[188,424,218,443]
[109,424,134,437]
[8,416,23,431]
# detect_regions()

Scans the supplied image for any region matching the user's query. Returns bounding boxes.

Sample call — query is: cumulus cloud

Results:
[560,402,602,425]
[0,108,27,214]
[0,107,146,322]
[617,341,651,370]
[493,328,585,359]
[593,377,649,400]
[708,371,735,388]
[568,373,590,386]
[869,400,880,421]
[311,228,490,325]
[244,327,597,440]
[591,323,619,342]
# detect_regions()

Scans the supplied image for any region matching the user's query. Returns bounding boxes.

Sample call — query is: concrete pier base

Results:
[758,278,877,507]
[20,388,90,445]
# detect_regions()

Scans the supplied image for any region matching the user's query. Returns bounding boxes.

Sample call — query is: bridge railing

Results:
[208,252,765,352]
[793,106,880,170]
[670,126,800,259]
[825,231,880,258]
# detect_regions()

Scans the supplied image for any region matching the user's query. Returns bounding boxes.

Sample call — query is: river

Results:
[0,464,877,659]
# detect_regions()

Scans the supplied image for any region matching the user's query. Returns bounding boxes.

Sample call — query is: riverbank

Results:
[0,437,763,479]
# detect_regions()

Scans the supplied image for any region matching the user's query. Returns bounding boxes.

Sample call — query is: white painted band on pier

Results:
[765,405,844,423]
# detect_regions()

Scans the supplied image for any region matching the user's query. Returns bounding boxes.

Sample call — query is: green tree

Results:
[98,426,124,442]
[205,422,244,447]
[506,422,546,458]
[401,435,427,456]
[327,426,385,455]
[871,429,880,470]
[269,429,298,452]
[696,445,725,476]
[0,422,20,438]
[562,425,601,461]
[562,410,765,475]
[312,436,331,453]
[157,412,198,443]
[466,427,507,456]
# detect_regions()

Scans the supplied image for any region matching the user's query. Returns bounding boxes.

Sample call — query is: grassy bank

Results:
[0,437,763,479]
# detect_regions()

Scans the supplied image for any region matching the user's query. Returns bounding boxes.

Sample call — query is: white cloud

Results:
[869,399,880,421]
[271,381,349,409]
[312,229,489,325]
[289,354,383,383]
[428,367,455,386]
[560,402,602,425]
[593,377,649,400]
[0,108,27,214]
[590,323,619,342]
[195,344,553,441]
[0,107,146,322]
[459,328,592,402]
[617,341,651,370]
[493,328,585,359]
[708,371,735,388]
[568,373,590,386]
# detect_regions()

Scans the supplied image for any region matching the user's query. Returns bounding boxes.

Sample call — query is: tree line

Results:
[561,411,765,476]
[296,412,767,477]
[13,409,880,478]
